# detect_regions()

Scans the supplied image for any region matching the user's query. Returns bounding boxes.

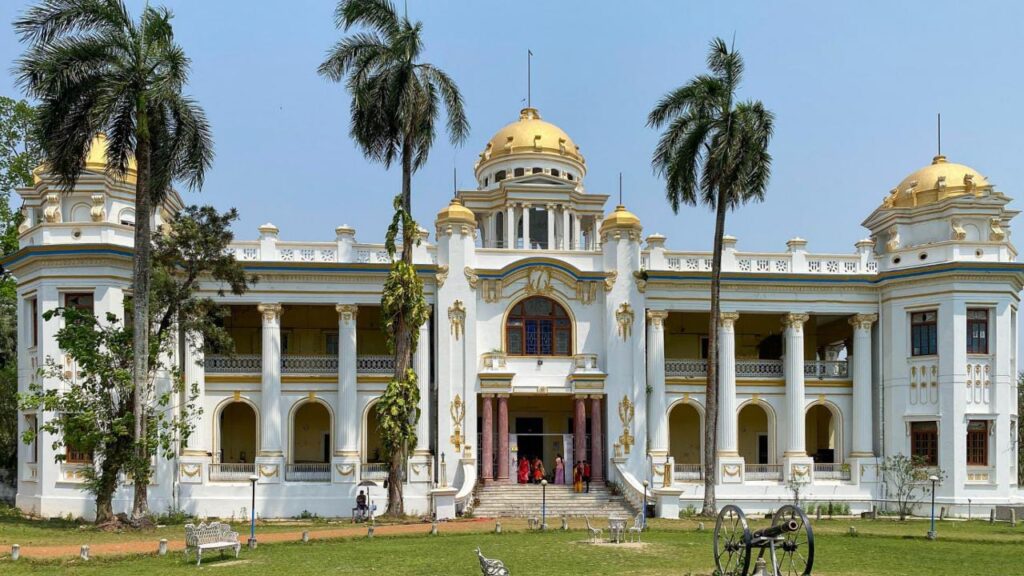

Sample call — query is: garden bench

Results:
[184,522,241,565]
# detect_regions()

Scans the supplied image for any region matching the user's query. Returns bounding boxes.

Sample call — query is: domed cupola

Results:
[879,155,991,210]
[473,107,586,190]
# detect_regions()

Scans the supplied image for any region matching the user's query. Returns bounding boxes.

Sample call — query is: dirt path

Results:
[12,518,507,560]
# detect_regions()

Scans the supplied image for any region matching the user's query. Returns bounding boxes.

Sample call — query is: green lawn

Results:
[0,514,1021,575]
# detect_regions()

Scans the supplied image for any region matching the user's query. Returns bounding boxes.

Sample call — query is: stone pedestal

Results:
[783,455,815,484]
[653,486,684,519]
[331,454,360,484]
[178,454,209,485]
[254,455,284,485]
[717,455,745,485]
[432,487,458,520]
[846,456,877,486]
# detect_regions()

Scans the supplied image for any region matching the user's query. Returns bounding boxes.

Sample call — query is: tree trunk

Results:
[94,459,119,525]
[386,137,417,517]
[131,118,152,521]
[701,189,728,517]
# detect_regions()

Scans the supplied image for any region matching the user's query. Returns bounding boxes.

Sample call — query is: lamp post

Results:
[642,480,649,530]
[541,479,548,529]
[248,475,258,549]
[927,474,939,540]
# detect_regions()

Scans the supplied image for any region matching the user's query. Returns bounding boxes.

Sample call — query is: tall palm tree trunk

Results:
[702,190,728,516]
[387,137,416,516]
[131,115,152,521]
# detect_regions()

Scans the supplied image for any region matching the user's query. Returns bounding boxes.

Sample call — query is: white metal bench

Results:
[184,522,241,565]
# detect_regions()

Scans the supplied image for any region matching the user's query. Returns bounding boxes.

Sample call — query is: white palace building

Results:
[8,107,1024,520]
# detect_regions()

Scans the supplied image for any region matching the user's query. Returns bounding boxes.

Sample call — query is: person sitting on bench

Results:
[355,490,368,520]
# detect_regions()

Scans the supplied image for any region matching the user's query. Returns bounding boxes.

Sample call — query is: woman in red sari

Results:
[517,456,529,484]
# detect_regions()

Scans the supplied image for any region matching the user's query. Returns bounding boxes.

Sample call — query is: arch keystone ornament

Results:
[615,303,635,340]
[617,395,635,454]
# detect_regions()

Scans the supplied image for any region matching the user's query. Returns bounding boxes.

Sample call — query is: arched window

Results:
[495,170,507,182]
[532,167,543,174]
[513,167,525,177]
[566,173,574,181]
[550,169,560,177]
[505,296,571,356]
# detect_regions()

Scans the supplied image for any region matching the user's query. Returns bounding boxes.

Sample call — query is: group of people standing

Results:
[516,454,591,493]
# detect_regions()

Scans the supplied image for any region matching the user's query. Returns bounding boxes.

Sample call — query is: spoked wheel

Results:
[771,505,814,576]
[714,505,752,576]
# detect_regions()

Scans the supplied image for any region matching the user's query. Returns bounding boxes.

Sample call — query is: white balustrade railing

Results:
[208,463,255,482]
[665,358,707,377]
[285,463,331,482]
[673,463,704,482]
[361,462,405,481]
[744,464,783,481]
[656,250,874,275]
[664,358,847,379]
[813,463,851,481]
[737,359,784,378]
[206,354,395,375]
[804,360,849,379]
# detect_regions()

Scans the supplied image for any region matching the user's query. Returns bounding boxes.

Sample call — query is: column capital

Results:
[257,303,283,322]
[646,309,669,327]
[545,203,557,210]
[336,304,359,323]
[720,311,740,328]
[848,313,878,331]
[481,393,495,398]
[781,312,810,330]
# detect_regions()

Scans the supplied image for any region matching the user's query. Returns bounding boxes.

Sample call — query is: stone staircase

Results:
[471,482,635,518]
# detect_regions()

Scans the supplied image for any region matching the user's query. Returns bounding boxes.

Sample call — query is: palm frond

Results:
[336,0,400,38]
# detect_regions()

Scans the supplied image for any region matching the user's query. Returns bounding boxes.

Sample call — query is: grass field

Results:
[0,509,1021,575]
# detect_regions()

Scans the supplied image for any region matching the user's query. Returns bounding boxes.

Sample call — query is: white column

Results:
[849,313,877,457]
[573,213,581,250]
[546,204,556,250]
[594,217,603,249]
[562,207,571,250]
[486,213,496,248]
[182,333,207,456]
[505,206,514,249]
[258,303,284,456]
[413,318,431,454]
[336,304,359,454]
[718,312,740,455]
[646,310,669,456]
[782,312,810,457]
[522,204,531,249]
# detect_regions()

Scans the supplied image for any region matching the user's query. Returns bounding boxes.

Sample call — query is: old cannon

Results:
[713,504,814,576]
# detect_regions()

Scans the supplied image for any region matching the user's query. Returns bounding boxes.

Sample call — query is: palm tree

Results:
[16,0,213,523]
[319,0,468,516]
[647,38,773,516]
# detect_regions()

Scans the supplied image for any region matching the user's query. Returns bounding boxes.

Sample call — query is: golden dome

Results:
[600,204,642,235]
[435,198,477,225]
[33,133,137,185]
[478,108,584,166]
[882,155,990,209]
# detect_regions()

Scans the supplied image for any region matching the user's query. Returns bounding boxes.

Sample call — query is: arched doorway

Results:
[219,401,257,464]
[805,404,838,463]
[738,403,770,464]
[668,402,702,464]
[291,401,331,464]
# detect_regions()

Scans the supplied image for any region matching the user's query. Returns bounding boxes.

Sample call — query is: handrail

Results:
[610,459,647,514]
[454,458,478,512]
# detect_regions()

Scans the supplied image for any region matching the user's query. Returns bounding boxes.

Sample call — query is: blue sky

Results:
[2,0,1023,253]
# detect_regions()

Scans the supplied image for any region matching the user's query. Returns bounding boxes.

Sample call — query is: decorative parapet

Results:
[480,351,508,371]
[646,237,878,276]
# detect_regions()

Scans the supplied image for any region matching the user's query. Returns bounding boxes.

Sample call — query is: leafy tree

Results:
[879,454,944,521]
[0,97,41,484]
[20,205,250,525]
[647,38,774,516]
[15,0,214,520]
[319,0,468,516]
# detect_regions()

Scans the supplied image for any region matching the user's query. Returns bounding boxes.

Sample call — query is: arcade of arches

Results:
[219,402,257,463]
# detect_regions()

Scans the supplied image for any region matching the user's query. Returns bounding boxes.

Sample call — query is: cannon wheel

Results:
[771,505,814,576]
[714,505,752,576]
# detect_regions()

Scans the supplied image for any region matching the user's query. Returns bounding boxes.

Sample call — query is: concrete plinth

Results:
[717,455,745,484]
[432,487,458,520]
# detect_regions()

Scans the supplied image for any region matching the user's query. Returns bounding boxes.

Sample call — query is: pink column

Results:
[481,395,494,483]
[497,395,510,483]
[574,395,586,469]
[590,395,604,482]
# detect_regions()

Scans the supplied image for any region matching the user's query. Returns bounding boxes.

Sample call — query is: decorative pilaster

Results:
[848,313,877,458]
[590,395,604,482]
[481,394,494,483]
[717,312,740,456]
[497,394,510,482]
[646,310,669,457]
[782,312,813,483]
[256,303,284,484]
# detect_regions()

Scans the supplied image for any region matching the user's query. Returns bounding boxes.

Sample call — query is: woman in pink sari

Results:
[554,454,565,485]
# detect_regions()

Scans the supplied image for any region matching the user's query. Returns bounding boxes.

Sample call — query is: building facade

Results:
[9,109,1023,520]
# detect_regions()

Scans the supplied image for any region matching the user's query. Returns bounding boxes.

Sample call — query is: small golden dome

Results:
[882,155,990,209]
[478,108,584,166]
[600,204,642,235]
[436,198,477,225]
[33,133,137,185]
